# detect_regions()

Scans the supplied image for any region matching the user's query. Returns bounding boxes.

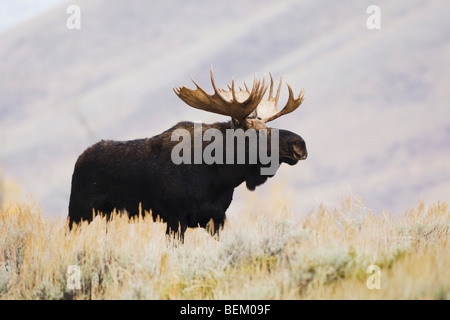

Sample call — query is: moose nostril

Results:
[291,144,307,160]
[297,149,307,160]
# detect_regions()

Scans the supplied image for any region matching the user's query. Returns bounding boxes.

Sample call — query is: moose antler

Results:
[174,67,304,123]
[259,76,305,123]
[173,66,268,121]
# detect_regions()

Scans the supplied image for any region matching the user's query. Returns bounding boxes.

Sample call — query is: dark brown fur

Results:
[68,120,307,238]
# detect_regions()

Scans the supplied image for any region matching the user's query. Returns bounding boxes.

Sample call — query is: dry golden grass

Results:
[0,196,448,299]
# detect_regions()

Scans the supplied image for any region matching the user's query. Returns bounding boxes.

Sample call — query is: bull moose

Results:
[68,68,307,238]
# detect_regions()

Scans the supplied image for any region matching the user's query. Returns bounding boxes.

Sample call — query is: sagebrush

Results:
[0,196,448,299]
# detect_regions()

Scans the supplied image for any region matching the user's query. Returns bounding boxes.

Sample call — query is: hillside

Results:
[0,0,449,216]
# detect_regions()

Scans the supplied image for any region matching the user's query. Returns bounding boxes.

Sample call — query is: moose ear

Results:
[231,118,241,129]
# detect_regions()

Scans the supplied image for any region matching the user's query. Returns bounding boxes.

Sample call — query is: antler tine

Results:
[209,66,224,100]
[231,76,237,102]
[243,81,250,93]
[274,76,282,105]
[259,75,268,100]
[251,74,258,96]
[242,74,266,106]
[190,76,208,95]
[268,73,274,100]
[265,73,282,106]
[263,83,304,123]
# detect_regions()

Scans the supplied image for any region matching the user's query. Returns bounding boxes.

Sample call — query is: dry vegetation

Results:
[0,196,448,300]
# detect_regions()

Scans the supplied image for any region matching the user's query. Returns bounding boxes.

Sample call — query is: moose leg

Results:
[206,216,226,238]
[165,219,187,242]
[204,189,232,238]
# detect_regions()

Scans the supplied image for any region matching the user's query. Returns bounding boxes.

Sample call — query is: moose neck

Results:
[168,120,275,192]
[200,121,272,192]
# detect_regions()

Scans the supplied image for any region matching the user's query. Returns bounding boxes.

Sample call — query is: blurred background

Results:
[0,0,449,217]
